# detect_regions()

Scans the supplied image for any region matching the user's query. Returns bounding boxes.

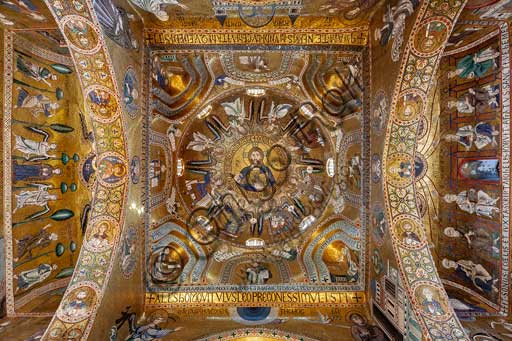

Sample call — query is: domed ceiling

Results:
[145,48,368,294]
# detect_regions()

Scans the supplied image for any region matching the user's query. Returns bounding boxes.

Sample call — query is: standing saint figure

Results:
[443,226,492,250]
[15,263,57,292]
[61,291,90,319]
[459,159,500,181]
[421,287,445,316]
[246,262,271,284]
[443,189,499,218]
[15,87,59,118]
[13,161,61,182]
[448,85,500,114]
[88,222,110,249]
[442,258,498,294]
[15,224,58,261]
[443,122,499,150]
[14,183,57,213]
[15,127,57,161]
[448,47,500,79]
[16,55,57,86]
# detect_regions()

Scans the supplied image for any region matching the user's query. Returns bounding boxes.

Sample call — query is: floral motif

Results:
[402,54,437,91]
[388,185,418,219]
[388,123,418,154]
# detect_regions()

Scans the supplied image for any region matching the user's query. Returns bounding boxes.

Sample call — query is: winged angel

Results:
[128,0,188,21]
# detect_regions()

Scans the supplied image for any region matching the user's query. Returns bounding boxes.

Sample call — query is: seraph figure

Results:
[93,0,138,49]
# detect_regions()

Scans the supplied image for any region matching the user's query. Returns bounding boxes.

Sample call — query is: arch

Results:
[302,220,360,283]
[148,222,207,283]
[382,1,470,339]
[40,1,130,338]
[194,328,318,341]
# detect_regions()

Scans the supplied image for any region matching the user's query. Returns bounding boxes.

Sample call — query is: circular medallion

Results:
[84,216,118,252]
[56,283,99,323]
[412,18,450,57]
[149,244,184,284]
[61,16,100,54]
[386,153,415,187]
[85,85,120,122]
[96,152,128,187]
[393,216,425,248]
[395,90,424,123]
[177,89,335,248]
[413,284,450,320]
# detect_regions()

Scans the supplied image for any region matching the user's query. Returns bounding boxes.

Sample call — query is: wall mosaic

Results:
[2,31,93,316]
[373,0,475,339]
[421,21,510,318]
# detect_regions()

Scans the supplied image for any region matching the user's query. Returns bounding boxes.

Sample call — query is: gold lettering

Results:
[144,291,365,306]
[145,31,368,46]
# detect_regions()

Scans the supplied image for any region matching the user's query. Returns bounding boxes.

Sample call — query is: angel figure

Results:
[128,0,188,21]
[222,97,247,135]
[14,126,57,161]
[16,55,56,86]
[14,183,57,213]
[93,0,138,49]
[239,55,269,73]
[374,0,419,62]
[186,132,215,152]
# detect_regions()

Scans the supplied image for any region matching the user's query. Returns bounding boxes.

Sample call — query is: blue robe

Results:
[461,159,499,181]
[238,164,275,192]
[13,161,54,181]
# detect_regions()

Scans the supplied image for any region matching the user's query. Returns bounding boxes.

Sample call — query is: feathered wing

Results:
[186,132,212,152]
[93,0,117,32]
[222,97,243,117]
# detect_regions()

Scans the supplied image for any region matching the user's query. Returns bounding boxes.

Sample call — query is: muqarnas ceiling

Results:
[145,47,369,292]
